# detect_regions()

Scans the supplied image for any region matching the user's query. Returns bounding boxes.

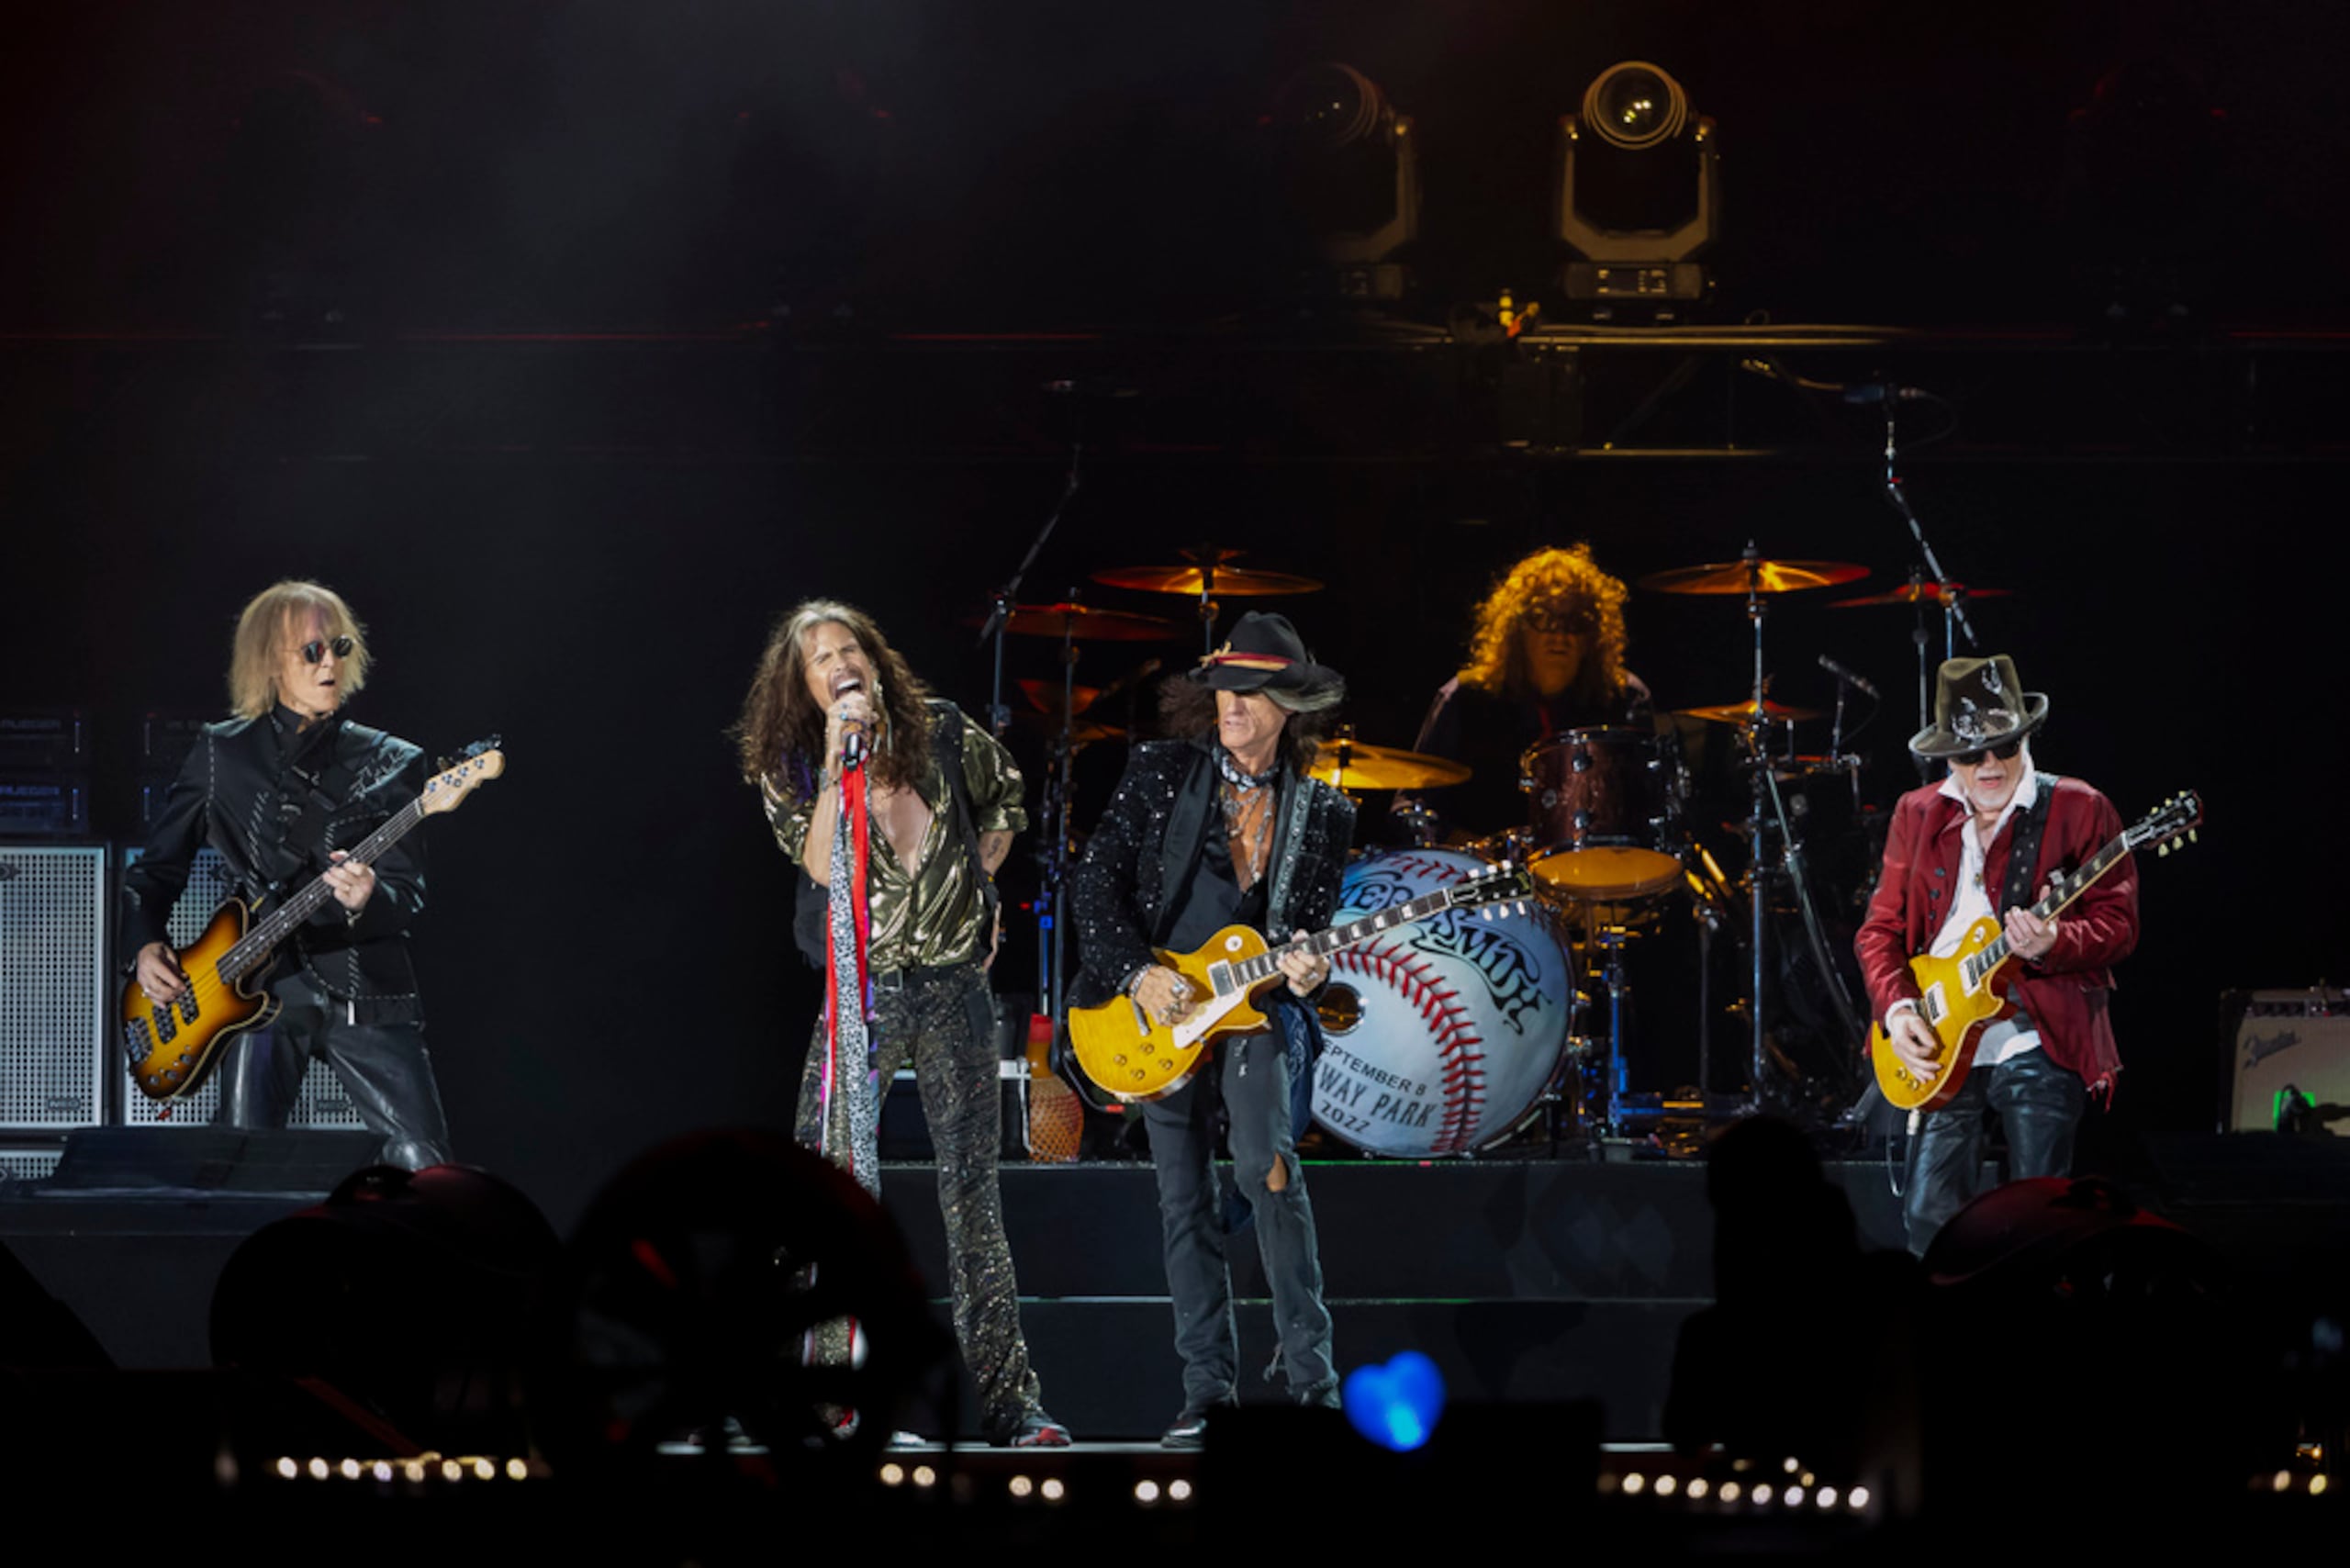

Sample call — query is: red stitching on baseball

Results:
[1333,938,1487,1155]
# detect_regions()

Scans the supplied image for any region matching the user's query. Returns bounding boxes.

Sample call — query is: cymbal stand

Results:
[976,445,1085,738]
[1589,924,1634,1139]
[1037,606,1084,1023]
[1740,543,1774,1115]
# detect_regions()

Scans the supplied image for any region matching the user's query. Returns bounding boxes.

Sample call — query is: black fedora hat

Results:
[1191,611,1345,712]
[1909,654,2050,760]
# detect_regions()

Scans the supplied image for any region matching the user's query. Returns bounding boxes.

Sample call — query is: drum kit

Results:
[978,537,2004,1159]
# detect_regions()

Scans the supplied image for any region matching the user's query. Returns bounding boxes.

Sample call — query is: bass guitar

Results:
[1870,790,2199,1113]
[1068,859,1532,1102]
[122,740,506,1103]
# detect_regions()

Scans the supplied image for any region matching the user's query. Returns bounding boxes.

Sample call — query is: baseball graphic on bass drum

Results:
[1310,848,1574,1157]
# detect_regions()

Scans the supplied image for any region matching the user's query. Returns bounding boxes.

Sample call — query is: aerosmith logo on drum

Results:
[1311,849,1575,1159]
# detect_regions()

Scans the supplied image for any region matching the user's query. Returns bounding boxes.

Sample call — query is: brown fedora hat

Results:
[1908,654,2050,760]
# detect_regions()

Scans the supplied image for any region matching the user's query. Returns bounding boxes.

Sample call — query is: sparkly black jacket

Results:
[123,707,429,1025]
[1068,739,1357,1011]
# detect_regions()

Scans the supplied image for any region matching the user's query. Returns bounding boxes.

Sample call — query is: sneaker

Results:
[1159,1398,1236,1450]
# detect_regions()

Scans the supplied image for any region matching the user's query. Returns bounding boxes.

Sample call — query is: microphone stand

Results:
[1874,399,1977,760]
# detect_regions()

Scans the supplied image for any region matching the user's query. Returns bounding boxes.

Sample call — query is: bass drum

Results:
[1311,848,1576,1158]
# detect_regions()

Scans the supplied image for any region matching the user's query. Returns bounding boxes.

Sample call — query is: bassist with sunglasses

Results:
[1854,655,2139,1255]
[122,581,453,1169]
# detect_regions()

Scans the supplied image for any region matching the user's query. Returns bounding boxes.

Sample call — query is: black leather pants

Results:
[1904,1045,2084,1256]
[214,972,453,1170]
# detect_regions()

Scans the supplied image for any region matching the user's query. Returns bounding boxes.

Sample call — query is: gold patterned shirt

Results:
[763,708,1027,971]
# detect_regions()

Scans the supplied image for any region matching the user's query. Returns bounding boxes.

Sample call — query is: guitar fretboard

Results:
[1223,875,1514,988]
[1958,825,2137,988]
[218,796,427,983]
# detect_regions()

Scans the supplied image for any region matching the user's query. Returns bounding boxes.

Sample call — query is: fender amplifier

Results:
[2222,988,2350,1136]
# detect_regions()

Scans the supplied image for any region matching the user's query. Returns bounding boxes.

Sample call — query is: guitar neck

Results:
[1225,882,1496,988]
[219,798,424,982]
[1964,825,2132,985]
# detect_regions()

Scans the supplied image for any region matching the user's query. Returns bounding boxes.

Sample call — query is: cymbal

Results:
[971,603,1183,641]
[1675,700,1823,725]
[1091,563,1325,597]
[1010,711,1125,746]
[1639,559,1869,596]
[1016,678,1102,716]
[1306,740,1471,791]
[1828,581,2012,608]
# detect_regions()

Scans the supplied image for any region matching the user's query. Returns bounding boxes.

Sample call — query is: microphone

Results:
[1841,383,1930,405]
[840,723,867,771]
[1818,655,1881,699]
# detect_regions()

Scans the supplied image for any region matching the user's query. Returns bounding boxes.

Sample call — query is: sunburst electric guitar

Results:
[121,740,506,1103]
[1068,859,1532,1102]
[1870,790,2200,1114]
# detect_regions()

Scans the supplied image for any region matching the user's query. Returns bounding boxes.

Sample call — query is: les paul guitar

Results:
[1069,859,1532,1102]
[122,740,506,1103]
[1871,790,2200,1114]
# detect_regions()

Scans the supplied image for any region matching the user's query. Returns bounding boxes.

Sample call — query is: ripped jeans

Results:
[1139,996,1335,1412]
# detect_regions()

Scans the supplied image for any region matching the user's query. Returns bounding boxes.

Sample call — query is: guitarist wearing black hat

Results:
[1855,655,2140,1255]
[1069,611,1355,1446]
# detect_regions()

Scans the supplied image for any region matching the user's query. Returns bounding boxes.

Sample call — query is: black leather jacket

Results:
[123,706,429,1025]
[1067,739,1356,1011]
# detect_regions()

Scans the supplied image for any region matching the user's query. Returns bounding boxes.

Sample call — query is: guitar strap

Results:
[1263,767,1314,936]
[1998,773,2060,914]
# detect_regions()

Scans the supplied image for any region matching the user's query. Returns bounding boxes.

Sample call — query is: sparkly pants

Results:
[1140,1000,1335,1414]
[794,964,1043,1430]
[1904,1046,2087,1256]
[214,971,452,1170]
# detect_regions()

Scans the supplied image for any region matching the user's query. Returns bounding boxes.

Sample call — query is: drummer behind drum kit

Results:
[992,542,2001,1159]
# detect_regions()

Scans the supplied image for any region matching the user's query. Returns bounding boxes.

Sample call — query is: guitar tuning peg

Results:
[2188,829,2197,843]
[2157,843,2169,857]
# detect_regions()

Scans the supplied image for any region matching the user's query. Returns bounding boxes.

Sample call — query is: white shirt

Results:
[1889,755,2042,1065]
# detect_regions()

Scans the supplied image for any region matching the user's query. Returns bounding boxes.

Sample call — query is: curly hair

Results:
[1459,544,1629,705]
[733,600,934,800]
[228,580,371,720]
[1158,677,1336,776]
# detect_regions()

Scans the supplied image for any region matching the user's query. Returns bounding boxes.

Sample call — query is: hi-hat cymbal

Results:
[1675,700,1823,725]
[1828,581,2012,608]
[968,603,1183,641]
[1091,563,1325,596]
[1306,740,1472,791]
[1639,559,1869,595]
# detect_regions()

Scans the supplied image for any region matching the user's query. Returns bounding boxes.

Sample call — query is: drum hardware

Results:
[1825,580,2009,609]
[1675,700,1824,726]
[1091,544,1324,656]
[1861,390,1985,745]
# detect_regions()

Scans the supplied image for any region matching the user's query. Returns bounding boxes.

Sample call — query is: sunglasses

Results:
[297,635,355,665]
[1952,738,2023,767]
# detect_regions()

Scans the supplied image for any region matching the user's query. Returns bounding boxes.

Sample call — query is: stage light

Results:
[1554,62,1718,320]
[1720,1482,1742,1502]
[1166,1479,1190,1502]
[1265,63,1421,303]
[880,1463,904,1486]
[1687,1478,1709,1500]
[1042,1478,1068,1502]
[1752,1483,1774,1505]
[912,1465,936,1488]
[1009,1475,1035,1498]
[1817,1486,1839,1508]
[1136,1479,1162,1505]
[1849,1486,1870,1510]
[1654,1474,1677,1496]
[1342,1349,1448,1452]
[307,1458,329,1480]
[1623,1472,1646,1495]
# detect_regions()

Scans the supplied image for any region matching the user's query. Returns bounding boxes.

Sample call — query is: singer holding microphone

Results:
[734,599,1069,1447]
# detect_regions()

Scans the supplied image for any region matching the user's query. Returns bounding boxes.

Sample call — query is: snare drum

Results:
[1310,848,1575,1157]
[1520,728,1684,901]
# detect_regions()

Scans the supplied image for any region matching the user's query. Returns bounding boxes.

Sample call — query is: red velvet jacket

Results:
[1855,774,2140,1089]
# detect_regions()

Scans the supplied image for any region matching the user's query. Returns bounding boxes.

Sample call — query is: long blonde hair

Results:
[228,581,371,719]
[1459,544,1628,705]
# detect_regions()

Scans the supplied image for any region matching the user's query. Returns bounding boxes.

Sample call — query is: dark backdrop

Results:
[4,2,2345,1230]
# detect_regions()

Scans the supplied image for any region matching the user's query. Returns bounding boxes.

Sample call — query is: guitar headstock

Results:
[2126,790,2201,857]
[420,739,507,816]
[1455,859,1537,915]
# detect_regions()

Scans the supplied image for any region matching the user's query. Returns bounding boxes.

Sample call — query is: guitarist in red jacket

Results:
[1854,655,2139,1255]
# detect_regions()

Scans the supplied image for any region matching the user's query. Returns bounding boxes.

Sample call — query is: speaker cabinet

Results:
[0,846,106,1131]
